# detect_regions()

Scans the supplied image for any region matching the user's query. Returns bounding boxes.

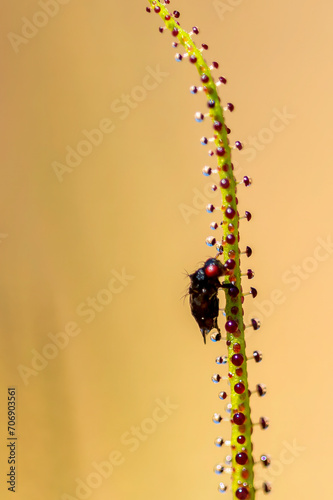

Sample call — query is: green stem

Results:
[147,2,255,498]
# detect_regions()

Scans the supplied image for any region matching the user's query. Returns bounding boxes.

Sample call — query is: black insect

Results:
[188,258,232,344]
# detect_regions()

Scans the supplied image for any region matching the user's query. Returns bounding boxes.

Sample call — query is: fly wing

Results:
[189,287,219,332]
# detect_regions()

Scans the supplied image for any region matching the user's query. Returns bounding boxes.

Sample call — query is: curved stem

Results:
[147,2,255,498]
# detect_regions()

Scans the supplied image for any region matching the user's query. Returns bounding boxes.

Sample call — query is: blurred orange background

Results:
[1,0,332,498]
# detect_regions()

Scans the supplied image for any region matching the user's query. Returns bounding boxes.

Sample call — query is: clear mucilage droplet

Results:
[210,331,221,342]
[225,403,232,414]
[216,355,228,365]
[214,464,225,474]
[195,112,204,122]
[206,236,216,247]
[212,413,223,424]
[214,437,224,447]
[218,483,227,493]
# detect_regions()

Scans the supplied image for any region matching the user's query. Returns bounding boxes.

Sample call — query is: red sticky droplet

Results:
[260,417,269,429]
[231,354,244,367]
[263,482,272,493]
[251,319,260,330]
[220,178,230,189]
[245,246,252,257]
[243,175,251,186]
[233,412,246,425]
[225,259,236,270]
[247,269,254,279]
[234,383,245,394]
[241,468,249,479]
[235,487,248,500]
[253,350,262,362]
[233,343,241,353]
[236,452,248,465]
[225,320,238,333]
[225,207,236,219]
[228,286,239,298]
[226,234,236,245]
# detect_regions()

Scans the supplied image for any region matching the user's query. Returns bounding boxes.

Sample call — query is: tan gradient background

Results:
[1,0,332,499]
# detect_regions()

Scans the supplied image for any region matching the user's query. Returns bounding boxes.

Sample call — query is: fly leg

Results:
[221,281,235,290]
[212,318,221,342]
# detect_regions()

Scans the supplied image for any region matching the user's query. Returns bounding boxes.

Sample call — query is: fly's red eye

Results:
[205,264,219,277]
